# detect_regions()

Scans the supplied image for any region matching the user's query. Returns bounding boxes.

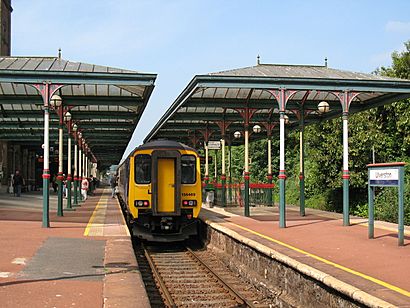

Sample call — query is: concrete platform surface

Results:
[0,188,149,308]
[200,204,410,307]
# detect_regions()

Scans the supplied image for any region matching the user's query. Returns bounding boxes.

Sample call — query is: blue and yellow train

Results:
[117,139,202,241]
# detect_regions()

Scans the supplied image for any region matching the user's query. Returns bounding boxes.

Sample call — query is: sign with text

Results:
[207,141,221,150]
[369,168,399,186]
[367,162,406,246]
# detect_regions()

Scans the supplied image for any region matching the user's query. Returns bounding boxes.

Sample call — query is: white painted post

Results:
[222,138,226,175]
[205,142,209,178]
[268,138,272,175]
[244,130,249,173]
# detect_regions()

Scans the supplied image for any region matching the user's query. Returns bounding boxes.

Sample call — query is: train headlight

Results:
[135,200,150,207]
[182,200,197,207]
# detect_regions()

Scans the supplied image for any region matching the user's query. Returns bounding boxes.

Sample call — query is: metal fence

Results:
[203,183,275,207]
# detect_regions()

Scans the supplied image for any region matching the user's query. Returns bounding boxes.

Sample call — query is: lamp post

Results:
[64,111,74,210]
[78,134,83,202]
[72,124,79,206]
[50,94,64,217]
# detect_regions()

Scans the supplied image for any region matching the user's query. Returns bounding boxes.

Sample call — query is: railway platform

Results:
[0,188,148,308]
[200,204,410,307]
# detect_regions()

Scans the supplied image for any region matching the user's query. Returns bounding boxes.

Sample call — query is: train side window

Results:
[181,155,196,184]
[135,154,151,184]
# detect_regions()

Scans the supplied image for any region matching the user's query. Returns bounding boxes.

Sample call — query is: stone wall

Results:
[200,222,371,308]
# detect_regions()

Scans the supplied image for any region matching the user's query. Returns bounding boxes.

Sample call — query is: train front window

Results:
[135,154,151,184]
[181,155,196,184]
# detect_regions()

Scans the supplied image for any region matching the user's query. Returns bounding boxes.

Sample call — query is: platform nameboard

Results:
[369,168,399,186]
[367,162,406,246]
[207,141,221,150]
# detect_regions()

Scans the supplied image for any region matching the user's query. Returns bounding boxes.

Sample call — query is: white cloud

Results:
[385,21,410,34]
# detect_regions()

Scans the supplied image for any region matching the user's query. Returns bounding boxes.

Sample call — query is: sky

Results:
[11,0,410,160]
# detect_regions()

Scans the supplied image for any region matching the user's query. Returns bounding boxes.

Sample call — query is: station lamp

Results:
[234,131,241,139]
[50,94,62,109]
[318,101,330,114]
[284,115,289,124]
[72,123,78,132]
[64,111,72,122]
[252,124,261,133]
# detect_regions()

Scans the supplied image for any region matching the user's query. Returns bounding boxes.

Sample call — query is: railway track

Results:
[137,242,273,308]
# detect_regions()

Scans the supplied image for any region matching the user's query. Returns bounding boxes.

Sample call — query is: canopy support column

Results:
[43,103,51,225]
[342,111,349,226]
[57,107,64,217]
[221,138,226,207]
[205,142,209,183]
[333,90,360,226]
[66,134,73,210]
[214,150,217,182]
[235,107,257,217]
[262,120,276,207]
[215,119,230,208]
[299,106,305,216]
[270,88,295,228]
[244,126,250,217]
[200,126,211,184]
[33,83,63,228]
[228,141,232,204]
[79,147,83,202]
[73,138,78,206]
[279,110,286,227]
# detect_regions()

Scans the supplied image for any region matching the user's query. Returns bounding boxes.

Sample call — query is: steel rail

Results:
[187,247,256,308]
[142,244,176,308]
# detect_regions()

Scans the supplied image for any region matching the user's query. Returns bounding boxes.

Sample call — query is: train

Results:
[117,139,202,241]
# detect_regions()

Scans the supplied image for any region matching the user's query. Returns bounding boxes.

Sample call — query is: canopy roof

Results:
[0,56,156,169]
[145,63,410,145]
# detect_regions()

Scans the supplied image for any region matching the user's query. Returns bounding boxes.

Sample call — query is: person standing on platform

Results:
[81,176,89,201]
[63,175,67,199]
[13,170,24,197]
[110,175,117,198]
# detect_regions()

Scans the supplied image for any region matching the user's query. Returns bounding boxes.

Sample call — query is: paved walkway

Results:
[0,188,148,308]
[200,204,410,307]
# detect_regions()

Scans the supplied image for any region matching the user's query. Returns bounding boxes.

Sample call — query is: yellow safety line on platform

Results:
[228,222,410,298]
[84,195,107,236]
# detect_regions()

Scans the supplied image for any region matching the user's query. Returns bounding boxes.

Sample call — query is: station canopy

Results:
[145,63,410,146]
[0,56,156,169]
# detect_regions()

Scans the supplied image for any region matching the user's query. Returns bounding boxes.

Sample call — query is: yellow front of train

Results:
[123,140,202,241]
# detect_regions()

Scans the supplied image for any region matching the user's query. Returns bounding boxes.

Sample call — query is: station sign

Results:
[367,162,406,246]
[369,168,399,186]
[207,141,221,150]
